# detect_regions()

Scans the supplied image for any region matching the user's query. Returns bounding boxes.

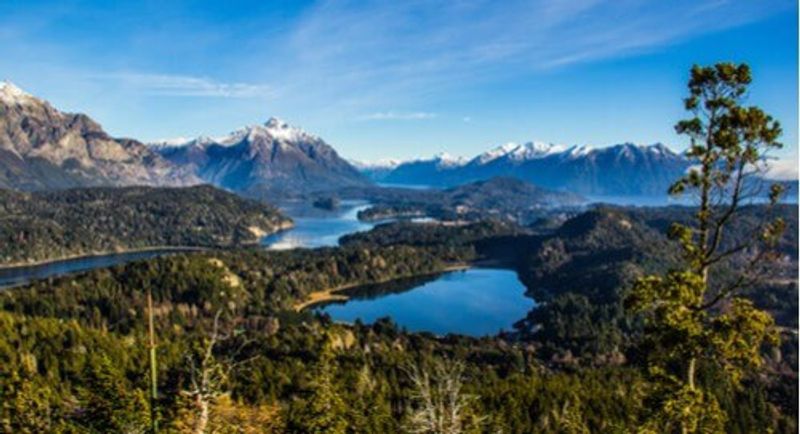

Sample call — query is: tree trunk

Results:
[193,395,208,434]
[147,288,159,434]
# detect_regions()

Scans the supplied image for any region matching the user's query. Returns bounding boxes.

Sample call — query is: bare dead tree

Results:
[182,310,257,434]
[403,358,485,434]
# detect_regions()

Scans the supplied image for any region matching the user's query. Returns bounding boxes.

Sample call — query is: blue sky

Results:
[0,0,796,172]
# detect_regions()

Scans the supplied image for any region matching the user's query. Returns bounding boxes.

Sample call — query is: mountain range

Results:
[152,118,369,198]
[363,141,692,196]
[0,81,367,196]
[0,81,198,190]
[2,81,789,199]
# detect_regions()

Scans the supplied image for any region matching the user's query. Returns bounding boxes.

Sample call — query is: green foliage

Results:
[290,345,348,434]
[628,272,777,384]
[0,175,795,431]
[0,185,289,265]
[639,384,726,434]
[627,63,787,433]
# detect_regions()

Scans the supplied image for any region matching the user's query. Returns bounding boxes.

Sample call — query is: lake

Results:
[262,200,376,249]
[0,201,377,289]
[315,267,535,337]
[0,249,190,289]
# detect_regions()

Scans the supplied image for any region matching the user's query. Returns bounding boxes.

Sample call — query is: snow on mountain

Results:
[381,141,691,195]
[507,141,567,161]
[470,141,567,165]
[148,137,193,149]
[562,144,593,159]
[149,118,319,151]
[0,81,199,190]
[0,80,37,106]
[432,152,468,168]
[151,117,369,196]
[474,143,519,164]
[217,117,316,146]
[349,158,403,170]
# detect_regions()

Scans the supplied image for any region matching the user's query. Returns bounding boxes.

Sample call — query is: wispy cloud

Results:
[256,0,791,107]
[0,0,793,159]
[93,73,273,98]
[359,111,437,121]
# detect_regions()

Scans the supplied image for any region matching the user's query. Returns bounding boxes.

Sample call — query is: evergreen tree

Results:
[293,344,348,434]
[626,63,786,433]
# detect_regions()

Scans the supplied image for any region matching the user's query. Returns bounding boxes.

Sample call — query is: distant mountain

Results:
[0,81,198,191]
[349,158,402,182]
[377,142,691,195]
[152,118,370,197]
[375,152,468,186]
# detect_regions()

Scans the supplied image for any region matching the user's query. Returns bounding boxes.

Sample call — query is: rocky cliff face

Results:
[0,81,199,190]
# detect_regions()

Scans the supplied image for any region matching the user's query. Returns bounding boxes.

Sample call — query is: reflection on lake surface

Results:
[316,268,535,337]
[0,249,187,289]
[262,200,376,250]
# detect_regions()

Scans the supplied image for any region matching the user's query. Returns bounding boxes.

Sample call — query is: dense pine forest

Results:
[0,203,796,432]
[0,185,290,265]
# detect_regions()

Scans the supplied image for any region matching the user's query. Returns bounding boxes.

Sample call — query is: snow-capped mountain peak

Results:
[604,142,679,161]
[433,152,467,168]
[507,141,566,161]
[563,144,592,159]
[349,158,403,170]
[148,137,193,149]
[147,135,218,150]
[219,117,315,145]
[475,142,519,164]
[263,117,312,142]
[0,80,37,105]
[473,140,566,165]
[648,142,674,155]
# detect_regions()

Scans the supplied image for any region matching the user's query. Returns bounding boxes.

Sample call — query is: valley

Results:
[1,200,795,432]
[0,62,797,433]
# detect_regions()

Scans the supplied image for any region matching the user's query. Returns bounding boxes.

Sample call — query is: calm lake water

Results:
[262,200,376,249]
[0,249,187,289]
[315,268,535,337]
[0,201,376,289]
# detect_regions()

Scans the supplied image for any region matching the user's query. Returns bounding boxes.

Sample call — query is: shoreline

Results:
[0,245,209,270]
[0,221,295,270]
[294,263,470,312]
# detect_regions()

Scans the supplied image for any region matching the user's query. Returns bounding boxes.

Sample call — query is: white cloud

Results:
[763,158,799,180]
[94,72,273,98]
[359,111,437,121]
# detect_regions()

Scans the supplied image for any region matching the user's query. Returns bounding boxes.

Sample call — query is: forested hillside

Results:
[0,203,796,432]
[0,185,291,265]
